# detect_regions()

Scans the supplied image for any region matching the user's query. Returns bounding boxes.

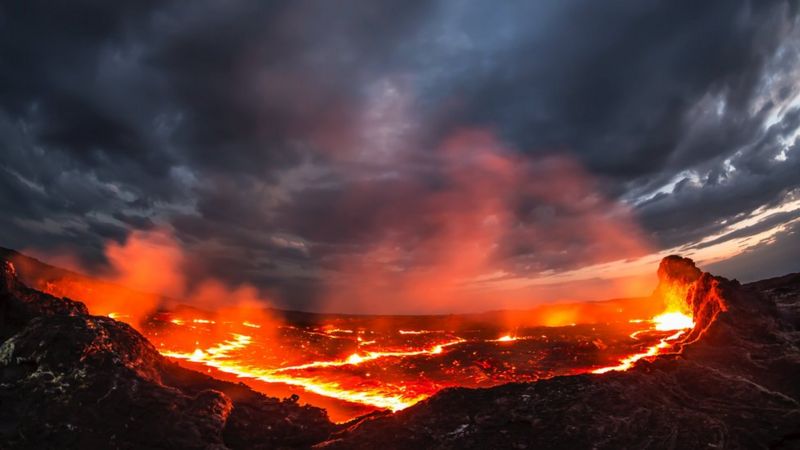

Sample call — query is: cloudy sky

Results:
[1,0,799,313]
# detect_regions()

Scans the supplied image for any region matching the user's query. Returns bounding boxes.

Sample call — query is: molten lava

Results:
[160,328,461,411]
[143,305,696,421]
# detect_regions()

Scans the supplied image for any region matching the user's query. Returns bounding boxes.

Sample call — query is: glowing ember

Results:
[192,318,216,324]
[494,335,517,342]
[346,353,364,364]
[324,328,354,334]
[107,312,130,320]
[652,312,694,331]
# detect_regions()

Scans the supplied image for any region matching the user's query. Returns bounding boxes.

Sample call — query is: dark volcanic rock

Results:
[0,261,88,342]
[747,272,800,329]
[656,255,702,290]
[0,260,334,449]
[316,257,800,450]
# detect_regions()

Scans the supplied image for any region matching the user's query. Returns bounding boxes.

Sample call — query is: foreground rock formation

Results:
[0,255,798,449]
[0,261,334,449]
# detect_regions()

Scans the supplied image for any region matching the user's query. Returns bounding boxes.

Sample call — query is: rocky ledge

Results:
[0,260,334,449]
[0,256,798,449]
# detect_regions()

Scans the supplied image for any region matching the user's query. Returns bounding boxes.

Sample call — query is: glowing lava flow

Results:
[162,333,465,411]
[592,311,694,374]
[161,333,253,362]
[272,338,465,372]
[155,311,694,413]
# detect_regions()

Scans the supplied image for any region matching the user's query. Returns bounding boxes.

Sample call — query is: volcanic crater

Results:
[1,252,799,449]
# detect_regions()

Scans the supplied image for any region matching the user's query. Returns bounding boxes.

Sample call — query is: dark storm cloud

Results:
[145,0,434,176]
[0,1,171,169]
[0,1,188,245]
[407,1,789,177]
[1,0,799,309]
[635,113,800,249]
[638,106,800,250]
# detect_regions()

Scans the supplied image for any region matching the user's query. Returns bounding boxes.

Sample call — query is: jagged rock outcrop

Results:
[316,256,800,449]
[0,261,88,342]
[656,255,702,288]
[0,260,335,449]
